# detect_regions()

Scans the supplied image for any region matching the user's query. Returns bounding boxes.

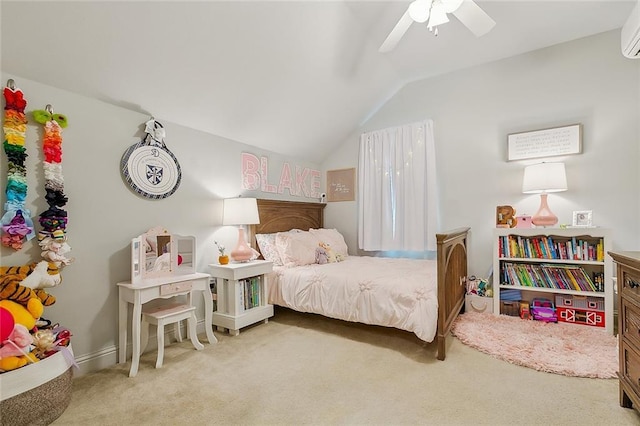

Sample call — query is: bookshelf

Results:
[493,228,613,334]
[209,260,273,336]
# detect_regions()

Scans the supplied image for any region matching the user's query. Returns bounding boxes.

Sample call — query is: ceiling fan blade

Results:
[379,9,413,53]
[452,0,496,37]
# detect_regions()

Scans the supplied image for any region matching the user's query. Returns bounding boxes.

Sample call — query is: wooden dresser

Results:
[609,251,640,413]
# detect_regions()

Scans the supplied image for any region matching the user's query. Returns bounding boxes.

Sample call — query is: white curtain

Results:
[358,120,438,252]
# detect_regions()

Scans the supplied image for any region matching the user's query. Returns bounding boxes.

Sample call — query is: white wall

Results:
[322,30,640,277]
[0,73,320,373]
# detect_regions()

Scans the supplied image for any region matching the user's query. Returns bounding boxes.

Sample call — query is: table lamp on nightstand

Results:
[522,162,567,227]
[222,197,260,262]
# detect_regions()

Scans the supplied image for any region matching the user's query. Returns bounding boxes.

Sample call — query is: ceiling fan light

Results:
[408,0,431,23]
[428,2,450,28]
[441,0,464,14]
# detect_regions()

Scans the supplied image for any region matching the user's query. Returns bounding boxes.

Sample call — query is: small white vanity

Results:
[117,227,216,377]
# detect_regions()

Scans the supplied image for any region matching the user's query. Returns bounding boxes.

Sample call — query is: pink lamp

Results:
[222,197,260,262]
[522,162,568,227]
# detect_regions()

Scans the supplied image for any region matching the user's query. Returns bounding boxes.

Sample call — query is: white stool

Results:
[140,303,204,369]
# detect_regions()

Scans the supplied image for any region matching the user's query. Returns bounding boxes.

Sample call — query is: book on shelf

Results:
[500,262,600,292]
[237,276,262,312]
[498,234,605,262]
[592,272,605,292]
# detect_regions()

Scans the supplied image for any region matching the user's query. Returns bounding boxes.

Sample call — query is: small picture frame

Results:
[572,210,593,227]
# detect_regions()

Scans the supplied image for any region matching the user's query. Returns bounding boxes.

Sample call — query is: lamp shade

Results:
[522,163,568,194]
[222,198,260,226]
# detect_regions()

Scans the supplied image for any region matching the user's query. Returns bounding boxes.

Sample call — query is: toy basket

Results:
[0,345,74,425]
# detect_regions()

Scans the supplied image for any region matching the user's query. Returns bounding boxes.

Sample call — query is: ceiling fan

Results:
[379,0,496,52]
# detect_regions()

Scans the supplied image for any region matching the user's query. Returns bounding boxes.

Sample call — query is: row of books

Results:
[238,276,262,312]
[498,235,604,262]
[500,262,604,292]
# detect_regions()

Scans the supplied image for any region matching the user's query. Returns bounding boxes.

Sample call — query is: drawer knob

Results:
[628,278,640,289]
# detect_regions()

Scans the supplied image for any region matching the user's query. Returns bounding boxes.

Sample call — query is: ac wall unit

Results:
[622,0,640,58]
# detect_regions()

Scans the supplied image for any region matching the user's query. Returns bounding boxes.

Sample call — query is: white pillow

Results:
[255,233,282,266]
[276,231,319,267]
[309,228,349,257]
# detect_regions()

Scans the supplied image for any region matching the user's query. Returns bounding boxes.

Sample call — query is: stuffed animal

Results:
[316,242,343,264]
[0,349,38,372]
[19,260,61,290]
[0,263,57,307]
[321,242,337,263]
[0,299,43,331]
[39,236,73,266]
[496,205,517,228]
[1,324,33,356]
[0,307,14,341]
[315,245,329,265]
[0,302,40,372]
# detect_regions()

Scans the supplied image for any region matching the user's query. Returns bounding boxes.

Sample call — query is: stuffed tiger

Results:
[0,262,57,307]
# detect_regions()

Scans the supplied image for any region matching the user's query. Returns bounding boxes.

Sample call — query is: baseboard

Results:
[74,346,117,376]
[73,319,211,377]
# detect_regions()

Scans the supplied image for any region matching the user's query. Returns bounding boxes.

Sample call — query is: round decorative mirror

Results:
[121,119,181,199]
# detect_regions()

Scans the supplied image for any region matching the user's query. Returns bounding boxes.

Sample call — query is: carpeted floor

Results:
[451,312,618,378]
[52,307,639,425]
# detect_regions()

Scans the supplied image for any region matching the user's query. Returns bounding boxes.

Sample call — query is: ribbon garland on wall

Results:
[1,78,73,265]
[32,104,73,265]
[1,80,35,250]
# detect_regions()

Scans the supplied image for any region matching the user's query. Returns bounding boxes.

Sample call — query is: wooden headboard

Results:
[249,199,326,251]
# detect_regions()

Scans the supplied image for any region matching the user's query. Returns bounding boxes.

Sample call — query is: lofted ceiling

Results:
[1,0,636,163]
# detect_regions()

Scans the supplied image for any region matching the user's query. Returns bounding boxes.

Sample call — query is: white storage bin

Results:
[465,294,494,314]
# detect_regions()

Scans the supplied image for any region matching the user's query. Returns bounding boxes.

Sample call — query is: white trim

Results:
[75,318,213,377]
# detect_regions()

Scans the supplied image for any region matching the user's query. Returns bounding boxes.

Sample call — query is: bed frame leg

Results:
[437,335,446,361]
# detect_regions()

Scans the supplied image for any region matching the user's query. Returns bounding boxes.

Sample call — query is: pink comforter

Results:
[267,256,439,342]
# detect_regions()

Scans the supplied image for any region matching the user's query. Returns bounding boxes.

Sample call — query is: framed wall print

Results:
[572,210,593,227]
[507,124,582,161]
[327,168,355,202]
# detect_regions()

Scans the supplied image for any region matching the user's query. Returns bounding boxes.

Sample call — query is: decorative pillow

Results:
[309,228,349,258]
[255,233,282,266]
[276,231,319,267]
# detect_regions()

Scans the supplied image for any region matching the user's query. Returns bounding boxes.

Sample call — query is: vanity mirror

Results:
[131,227,196,284]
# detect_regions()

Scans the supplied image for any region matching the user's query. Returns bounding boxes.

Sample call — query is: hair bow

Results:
[32,109,68,128]
[3,87,27,112]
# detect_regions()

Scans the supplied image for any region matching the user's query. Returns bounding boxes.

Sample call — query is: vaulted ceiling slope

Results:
[1,1,635,162]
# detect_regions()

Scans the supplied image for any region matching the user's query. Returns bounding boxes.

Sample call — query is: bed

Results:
[250,199,469,360]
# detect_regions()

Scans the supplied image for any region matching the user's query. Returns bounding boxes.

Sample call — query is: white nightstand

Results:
[209,260,274,335]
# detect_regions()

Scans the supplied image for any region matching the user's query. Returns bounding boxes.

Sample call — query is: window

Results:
[357,120,438,252]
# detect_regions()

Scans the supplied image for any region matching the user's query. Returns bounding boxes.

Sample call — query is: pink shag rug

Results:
[451,312,618,378]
